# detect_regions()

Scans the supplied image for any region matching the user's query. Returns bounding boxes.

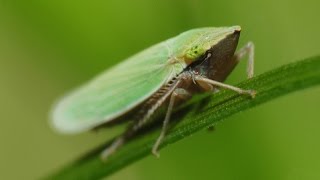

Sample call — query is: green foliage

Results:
[47,56,320,180]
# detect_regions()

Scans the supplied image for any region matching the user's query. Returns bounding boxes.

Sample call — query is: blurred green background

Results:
[1,0,320,179]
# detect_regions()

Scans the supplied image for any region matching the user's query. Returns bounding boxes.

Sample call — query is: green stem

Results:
[47,56,320,180]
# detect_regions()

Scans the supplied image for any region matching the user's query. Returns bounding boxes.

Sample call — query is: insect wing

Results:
[52,43,175,134]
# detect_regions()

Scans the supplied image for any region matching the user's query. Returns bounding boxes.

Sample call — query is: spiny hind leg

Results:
[101,108,161,160]
[101,78,183,161]
[234,42,255,79]
[101,108,163,161]
[152,88,191,157]
[195,75,256,98]
[100,135,124,161]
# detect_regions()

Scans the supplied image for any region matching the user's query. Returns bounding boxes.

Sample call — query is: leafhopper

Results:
[51,26,256,160]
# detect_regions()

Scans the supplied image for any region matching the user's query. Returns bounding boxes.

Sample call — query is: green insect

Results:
[51,26,256,160]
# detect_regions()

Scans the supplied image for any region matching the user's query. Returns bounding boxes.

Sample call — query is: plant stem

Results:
[47,56,320,180]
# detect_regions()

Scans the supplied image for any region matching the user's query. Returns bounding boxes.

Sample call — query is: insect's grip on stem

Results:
[195,76,256,98]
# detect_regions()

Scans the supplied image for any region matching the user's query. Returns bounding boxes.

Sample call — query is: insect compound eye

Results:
[185,45,205,60]
[192,46,199,54]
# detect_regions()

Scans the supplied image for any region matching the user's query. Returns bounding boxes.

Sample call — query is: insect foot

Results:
[241,89,257,98]
[152,148,161,158]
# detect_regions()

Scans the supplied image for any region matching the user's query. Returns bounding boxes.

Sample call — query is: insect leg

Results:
[100,136,124,161]
[194,76,256,98]
[234,42,255,79]
[101,77,183,161]
[152,88,191,157]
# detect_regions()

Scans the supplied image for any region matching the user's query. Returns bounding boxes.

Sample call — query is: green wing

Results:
[52,42,179,134]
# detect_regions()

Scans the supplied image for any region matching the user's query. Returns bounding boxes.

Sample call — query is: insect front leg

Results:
[194,75,256,98]
[233,42,255,79]
[152,88,191,157]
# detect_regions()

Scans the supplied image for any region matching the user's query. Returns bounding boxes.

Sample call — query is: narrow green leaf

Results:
[47,56,320,180]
